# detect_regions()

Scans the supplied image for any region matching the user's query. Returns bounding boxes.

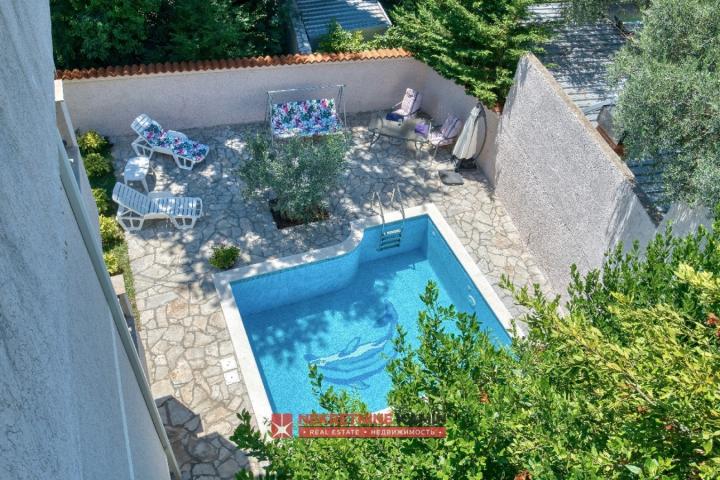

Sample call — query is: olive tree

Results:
[610,0,720,207]
[238,135,348,224]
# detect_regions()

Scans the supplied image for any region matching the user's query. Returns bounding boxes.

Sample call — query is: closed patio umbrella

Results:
[452,104,487,165]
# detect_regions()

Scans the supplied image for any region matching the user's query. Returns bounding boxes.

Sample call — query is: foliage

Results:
[99,215,124,247]
[238,134,348,223]
[51,0,283,69]
[77,130,112,156]
[83,153,113,179]
[103,251,123,275]
[144,0,283,63]
[317,20,369,53]
[209,244,240,270]
[51,0,161,69]
[610,0,720,207]
[92,187,111,215]
[232,208,720,479]
[385,0,548,105]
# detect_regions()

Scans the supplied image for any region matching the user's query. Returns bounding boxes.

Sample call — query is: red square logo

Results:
[271,413,293,439]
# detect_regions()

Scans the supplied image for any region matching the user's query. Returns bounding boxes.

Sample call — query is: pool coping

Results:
[213,203,515,437]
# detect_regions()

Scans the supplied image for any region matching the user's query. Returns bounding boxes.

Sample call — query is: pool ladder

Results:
[372,185,406,251]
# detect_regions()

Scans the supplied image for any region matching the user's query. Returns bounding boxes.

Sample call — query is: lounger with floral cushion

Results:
[130,114,209,171]
[112,182,203,232]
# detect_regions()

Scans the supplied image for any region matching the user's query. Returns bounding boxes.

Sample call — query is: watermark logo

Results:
[269,412,446,439]
[271,413,293,439]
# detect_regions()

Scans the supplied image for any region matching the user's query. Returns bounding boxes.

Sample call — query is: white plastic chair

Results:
[111,182,203,232]
[130,114,209,171]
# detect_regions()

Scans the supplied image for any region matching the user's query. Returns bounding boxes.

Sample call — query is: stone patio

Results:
[110,113,550,479]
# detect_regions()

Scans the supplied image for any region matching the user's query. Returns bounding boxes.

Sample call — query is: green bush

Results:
[99,215,124,248]
[103,251,123,275]
[238,134,348,223]
[92,188,111,215]
[231,208,720,479]
[317,20,369,53]
[84,153,113,179]
[209,244,240,270]
[78,130,111,156]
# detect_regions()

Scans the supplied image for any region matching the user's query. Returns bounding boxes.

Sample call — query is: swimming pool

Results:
[214,204,514,432]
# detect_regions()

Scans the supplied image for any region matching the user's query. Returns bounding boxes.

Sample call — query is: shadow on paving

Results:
[157,396,253,480]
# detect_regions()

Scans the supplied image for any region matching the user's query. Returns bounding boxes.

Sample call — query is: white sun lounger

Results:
[112,182,203,232]
[130,114,209,171]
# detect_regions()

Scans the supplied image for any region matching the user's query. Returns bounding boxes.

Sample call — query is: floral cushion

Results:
[140,122,208,162]
[270,98,342,138]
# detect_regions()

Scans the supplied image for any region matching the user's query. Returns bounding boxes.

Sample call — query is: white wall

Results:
[60,57,482,136]
[62,58,427,135]
[0,1,170,478]
[485,54,658,293]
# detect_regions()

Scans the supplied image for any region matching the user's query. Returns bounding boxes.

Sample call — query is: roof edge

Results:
[55,49,413,81]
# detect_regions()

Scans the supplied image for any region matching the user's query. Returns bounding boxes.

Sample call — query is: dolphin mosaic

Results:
[304,301,399,389]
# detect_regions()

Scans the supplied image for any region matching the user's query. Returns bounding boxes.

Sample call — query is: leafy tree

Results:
[51,0,161,68]
[238,134,348,223]
[232,208,720,479]
[385,0,548,105]
[145,0,282,62]
[610,0,720,207]
[51,0,283,69]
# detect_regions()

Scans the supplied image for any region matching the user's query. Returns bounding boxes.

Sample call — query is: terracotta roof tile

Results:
[55,49,413,80]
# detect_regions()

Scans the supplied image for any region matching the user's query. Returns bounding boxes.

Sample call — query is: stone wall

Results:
[0,1,171,478]
[485,54,658,292]
[60,57,481,137]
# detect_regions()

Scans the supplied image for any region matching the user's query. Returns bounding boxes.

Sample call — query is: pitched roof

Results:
[295,0,391,46]
[530,3,627,124]
[55,49,412,80]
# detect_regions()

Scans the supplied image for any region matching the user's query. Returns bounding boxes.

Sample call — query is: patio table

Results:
[368,112,430,153]
[123,155,151,192]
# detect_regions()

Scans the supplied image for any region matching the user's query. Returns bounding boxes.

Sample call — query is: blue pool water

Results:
[231,215,510,414]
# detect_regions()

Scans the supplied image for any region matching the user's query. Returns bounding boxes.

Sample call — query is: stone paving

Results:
[110,113,550,479]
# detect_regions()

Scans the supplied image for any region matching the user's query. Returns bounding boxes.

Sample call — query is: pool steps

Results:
[373,185,406,250]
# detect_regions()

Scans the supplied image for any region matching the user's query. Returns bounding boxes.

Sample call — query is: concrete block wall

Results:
[485,54,658,293]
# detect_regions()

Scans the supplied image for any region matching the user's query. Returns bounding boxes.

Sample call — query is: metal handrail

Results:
[371,190,385,226]
[390,184,406,222]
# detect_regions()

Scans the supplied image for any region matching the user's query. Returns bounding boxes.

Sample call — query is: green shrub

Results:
[209,244,240,270]
[103,251,123,275]
[317,20,369,53]
[238,134,348,223]
[99,215,124,248]
[92,187,111,215]
[231,208,720,479]
[78,130,111,155]
[84,153,113,179]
